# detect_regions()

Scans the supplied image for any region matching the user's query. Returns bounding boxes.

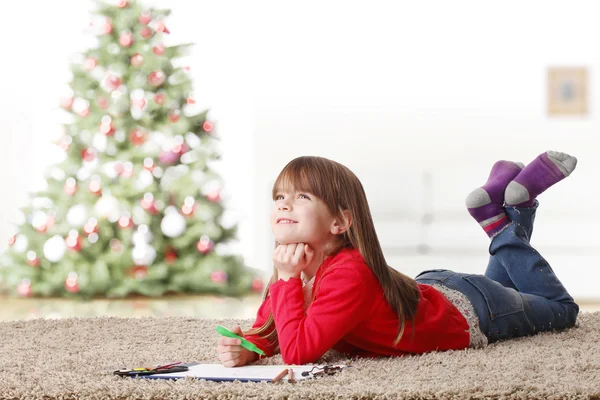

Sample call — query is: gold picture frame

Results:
[547,67,588,116]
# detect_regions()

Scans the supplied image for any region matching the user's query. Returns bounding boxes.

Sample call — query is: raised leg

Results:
[488,222,579,331]
[484,200,538,289]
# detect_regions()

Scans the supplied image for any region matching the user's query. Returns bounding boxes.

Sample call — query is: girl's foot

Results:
[466,160,524,238]
[504,151,577,207]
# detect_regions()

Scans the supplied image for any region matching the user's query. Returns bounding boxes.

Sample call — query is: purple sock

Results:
[465,160,523,238]
[505,151,577,207]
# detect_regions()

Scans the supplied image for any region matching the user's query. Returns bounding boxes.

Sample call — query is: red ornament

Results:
[132,97,146,109]
[251,277,264,293]
[104,75,122,91]
[26,251,40,267]
[139,11,151,25]
[65,273,80,293]
[206,189,221,203]
[89,179,102,196]
[119,32,134,47]
[143,158,155,171]
[76,105,90,117]
[81,148,97,162]
[210,271,228,283]
[46,214,56,230]
[130,53,144,67]
[110,238,123,252]
[196,236,213,254]
[118,215,133,229]
[130,265,148,279]
[117,0,128,7]
[159,150,179,165]
[168,109,180,123]
[34,220,48,233]
[57,135,72,151]
[17,280,32,297]
[83,218,99,235]
[140,27,153,39]
[148,70,165,87]
[141,193,159,215]
[121,162,134,178]
[66,232,82,251]
[129,128,147,146]
[164,247,177,264]
[202,121,214,133]
[61,96,74,110]
[100,121,115,136]
[181,203,195,216]
[64,178,77,195]
[84,57,97,70]
[102,20,113,35]
[152,43,165,55]
[186,96,196,105]
[153,93,165,105]
[155,22,170,34]
[8,235,16,246]
[113,162,124,176]
[172,143,189,156]
[96,96,110,109]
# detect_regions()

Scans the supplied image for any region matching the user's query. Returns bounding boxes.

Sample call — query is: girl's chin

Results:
[274,236,305,246]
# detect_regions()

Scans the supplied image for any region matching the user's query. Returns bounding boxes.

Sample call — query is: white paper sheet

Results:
[146,363,347,382]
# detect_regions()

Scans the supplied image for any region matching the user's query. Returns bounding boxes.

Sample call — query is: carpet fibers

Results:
[0,312,599,399]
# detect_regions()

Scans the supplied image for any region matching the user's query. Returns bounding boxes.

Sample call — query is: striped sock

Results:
[465,160,523,238]
[505,151,577,207]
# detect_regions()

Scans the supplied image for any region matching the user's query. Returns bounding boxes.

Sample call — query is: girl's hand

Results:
[273,243,315,281]
[216,326,257,368]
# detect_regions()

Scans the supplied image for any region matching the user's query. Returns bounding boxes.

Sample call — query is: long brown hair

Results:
[245,156,420,346]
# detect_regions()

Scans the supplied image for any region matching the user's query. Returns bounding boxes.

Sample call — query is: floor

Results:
[0,295,597,322]
[0,295,264,321]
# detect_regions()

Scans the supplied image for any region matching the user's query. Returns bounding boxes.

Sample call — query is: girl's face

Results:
[270,189,336,246]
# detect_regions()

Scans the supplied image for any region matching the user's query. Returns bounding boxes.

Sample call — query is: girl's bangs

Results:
[272,161,320,199]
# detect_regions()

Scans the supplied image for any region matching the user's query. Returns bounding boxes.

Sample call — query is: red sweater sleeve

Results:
[243,295,278,357]
[270,266,372,365]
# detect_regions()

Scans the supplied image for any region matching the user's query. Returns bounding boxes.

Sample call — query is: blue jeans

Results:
[415,201,579,343]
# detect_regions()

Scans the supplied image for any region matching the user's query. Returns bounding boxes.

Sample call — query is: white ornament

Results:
[43,235,67,263]
[133,224,153,244]
[66,204,88,226]
[13,235,28,253]
[92,132,107,152]
[134,169,154,190]
[95,195,119,219]
[72,98,90,115]
[132,243,156,265]
[160,208,186,238]
[31,211,48,231]
[50,167,66,181]
[77,165,93,181]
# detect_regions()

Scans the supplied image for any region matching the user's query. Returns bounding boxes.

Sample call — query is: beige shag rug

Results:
[0,313,599,400]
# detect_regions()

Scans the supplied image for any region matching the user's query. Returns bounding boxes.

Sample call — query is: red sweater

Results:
[245,247,470,365]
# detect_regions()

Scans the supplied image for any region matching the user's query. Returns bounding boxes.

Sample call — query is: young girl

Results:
[217,152,580,367]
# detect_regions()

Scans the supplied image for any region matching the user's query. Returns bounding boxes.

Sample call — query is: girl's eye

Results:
[274,194,309,201]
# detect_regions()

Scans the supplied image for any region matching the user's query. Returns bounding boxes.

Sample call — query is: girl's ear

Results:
[331,210,352,235]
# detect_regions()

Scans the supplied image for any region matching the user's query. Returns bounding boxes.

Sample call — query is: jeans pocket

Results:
[414,269,449,280]
[462,275,524,320]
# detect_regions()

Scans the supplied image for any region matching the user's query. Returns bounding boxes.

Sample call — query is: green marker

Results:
[216,325,265,356]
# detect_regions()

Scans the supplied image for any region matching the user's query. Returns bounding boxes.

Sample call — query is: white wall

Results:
[248,0,600,300]
[1,1,599,299]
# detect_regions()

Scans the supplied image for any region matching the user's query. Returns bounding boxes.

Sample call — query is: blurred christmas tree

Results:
[0,0,264,299]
